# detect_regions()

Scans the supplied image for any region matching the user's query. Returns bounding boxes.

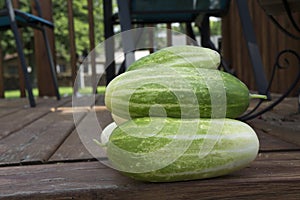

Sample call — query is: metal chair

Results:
[0,0,60,107]
[103,0,272,102]
[103,0,231,84]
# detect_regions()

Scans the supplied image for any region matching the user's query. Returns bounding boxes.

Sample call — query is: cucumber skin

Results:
[107,117,259,182]
[127,45,220,71]
[105,67,250,119]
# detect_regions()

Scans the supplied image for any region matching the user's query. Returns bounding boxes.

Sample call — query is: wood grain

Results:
[222,0,300,95]
[49,106,113,162]
[0,102,86,166]
[31,0,57,97]
[1,152,300,199]
[250,119,300,147]
[48,129,94,162]
[0,97,70,140]
[255,129,300,152]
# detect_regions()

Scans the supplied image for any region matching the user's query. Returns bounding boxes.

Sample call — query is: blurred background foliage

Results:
[0,0,104,62]
[0,0,221,64]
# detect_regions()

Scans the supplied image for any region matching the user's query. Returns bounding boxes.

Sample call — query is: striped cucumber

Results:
[105,67,259,119]
[127,45,220,71]
[106,117,259,182]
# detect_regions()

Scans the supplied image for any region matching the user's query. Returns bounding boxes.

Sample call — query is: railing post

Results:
[88,0,97,93]
[67,0,77,91]
[31,0,56,98]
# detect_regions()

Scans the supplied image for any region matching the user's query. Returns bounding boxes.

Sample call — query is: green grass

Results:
[4,86,106,99]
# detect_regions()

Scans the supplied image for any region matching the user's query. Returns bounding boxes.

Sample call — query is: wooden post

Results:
[0,48,4,98]
[222,0,300,95]
[148,24,154,53]
[31,0,56,97]
[166,23,172,46]
[67,0,77,89]
[87,0,97,93]
[13,0,26,97]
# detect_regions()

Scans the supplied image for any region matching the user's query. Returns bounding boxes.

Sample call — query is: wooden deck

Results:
[0,95,300,199]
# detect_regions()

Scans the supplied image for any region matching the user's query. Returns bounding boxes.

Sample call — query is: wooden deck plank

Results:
[0,97,71,140]
[0,98,29,108]
[0,98,26,118]
[49,106,113,162]
[0,103,88,166]
[0,95,103,165]
[1,151,300,199]
[0,107,20,119]
[94,106,114,127]
[248,96,300,149]
[250,118,300,147]
[47,129,94,161]
[257,151,300,160]
[255,129,300,152]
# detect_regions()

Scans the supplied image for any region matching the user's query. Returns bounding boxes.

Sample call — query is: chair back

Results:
[129,0,231,22]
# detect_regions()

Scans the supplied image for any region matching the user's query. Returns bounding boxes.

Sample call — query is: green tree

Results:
[0,0,104,62]
[210,19,221,36]
[0,0,33,58]
[53,0,104,61]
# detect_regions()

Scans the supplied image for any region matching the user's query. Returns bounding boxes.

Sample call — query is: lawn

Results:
[4,86,106,99]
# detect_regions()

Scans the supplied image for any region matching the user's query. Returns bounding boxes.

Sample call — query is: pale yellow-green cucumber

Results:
[106,117,259,182]
[105,67,266,119]
[127,45,220,71]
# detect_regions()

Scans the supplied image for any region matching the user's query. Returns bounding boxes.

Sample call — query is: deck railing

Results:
[222,0,300,96]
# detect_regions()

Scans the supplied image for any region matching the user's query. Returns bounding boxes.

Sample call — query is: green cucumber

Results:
[127,45,220,71]
[106,117,259,182]
[111,113,128,125]
[105,67,254,119]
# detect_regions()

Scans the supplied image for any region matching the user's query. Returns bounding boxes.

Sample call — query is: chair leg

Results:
[185,23,198,46]
[199,15,218,51]
[104,0,116,85]
[197,15,233,74]
[6,0,35,106]
[10,16,36,107]
[236,0,270,99]
[41,28,60,100]
[117,0,135,68]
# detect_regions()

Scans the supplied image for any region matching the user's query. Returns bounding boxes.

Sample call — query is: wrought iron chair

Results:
[0,0,60,107]
[103,0,231,84]
[103,0,272,103]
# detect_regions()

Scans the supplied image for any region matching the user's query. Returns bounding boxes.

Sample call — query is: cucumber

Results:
[106,117,259,182]
[127,45,220,71]
[105,67,250,119]
[101,122,117,145]
[111,113,128,125]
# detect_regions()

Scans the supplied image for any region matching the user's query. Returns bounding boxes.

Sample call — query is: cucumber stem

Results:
[93,138,107,147]
[249,93,268,100]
